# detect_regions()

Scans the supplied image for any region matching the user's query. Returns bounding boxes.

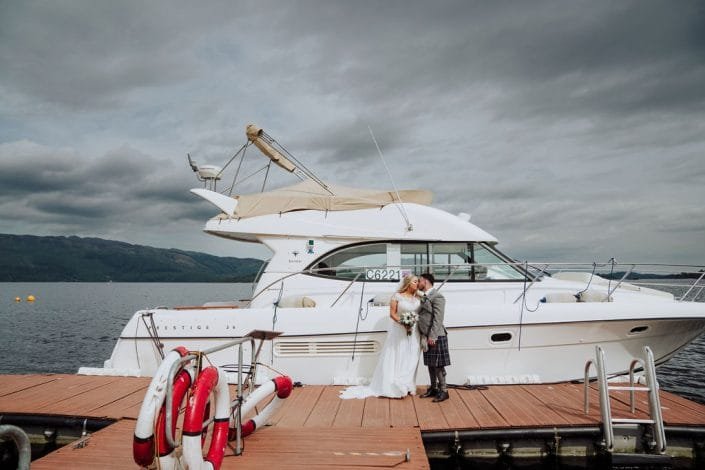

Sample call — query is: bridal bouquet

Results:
[399,311,419,336]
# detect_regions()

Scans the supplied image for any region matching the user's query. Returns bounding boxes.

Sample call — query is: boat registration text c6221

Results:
[365,269,400,281]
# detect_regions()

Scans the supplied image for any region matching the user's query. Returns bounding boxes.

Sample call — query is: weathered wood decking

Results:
[2,374,705,468]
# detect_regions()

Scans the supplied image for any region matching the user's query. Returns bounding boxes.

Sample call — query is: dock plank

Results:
[479,384,570,427]
[303,386,342,427]
[390,393,419,427]
[608,388,705,426]
[89,387,151,420]
[5,373,705,470]
[659,391,705,425]
[522,383,599,426]
[275,385,324,427]
[361,396,391,427]
[49,377,150,418]
[412,394,449,431]
[455,387,509,428]
[32,419,136,470]
[0,375,122,415]
[439,389,480,429]
[333,394,366,427]
[232,426,429,469]
[0,374,60,397]
[32,421,430,470]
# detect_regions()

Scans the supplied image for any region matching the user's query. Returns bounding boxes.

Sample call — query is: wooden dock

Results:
[2,374,705,468]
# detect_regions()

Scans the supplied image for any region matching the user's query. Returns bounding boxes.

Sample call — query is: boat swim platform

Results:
[2,374,705,468]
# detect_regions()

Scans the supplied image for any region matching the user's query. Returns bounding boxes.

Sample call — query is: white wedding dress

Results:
[340,293,421,399]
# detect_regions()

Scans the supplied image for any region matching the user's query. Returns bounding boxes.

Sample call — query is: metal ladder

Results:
[584,345,667,454]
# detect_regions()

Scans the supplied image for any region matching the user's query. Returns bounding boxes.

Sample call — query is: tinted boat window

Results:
[400,243,428,276]
[313,243,388,280]
[430,243,472,280]
[474,243,526,280]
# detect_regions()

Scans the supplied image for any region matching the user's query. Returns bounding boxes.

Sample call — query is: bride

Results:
[340,274,422,399]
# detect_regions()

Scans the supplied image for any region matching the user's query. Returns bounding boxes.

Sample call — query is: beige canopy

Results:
[232,180,433,219]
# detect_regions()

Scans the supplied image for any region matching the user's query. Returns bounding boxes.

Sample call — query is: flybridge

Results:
[188,124,432,220]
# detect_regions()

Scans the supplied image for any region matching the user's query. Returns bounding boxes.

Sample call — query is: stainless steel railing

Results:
[164,336,256,455]
[248,261,705,307]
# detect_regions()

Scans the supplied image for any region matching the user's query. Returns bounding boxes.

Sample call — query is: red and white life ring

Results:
[231,375,293,439]
[133,346,189,468]
[182,366,231,470]
[155,367,194,469]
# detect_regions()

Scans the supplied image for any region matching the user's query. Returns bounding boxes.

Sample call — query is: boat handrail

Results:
[679,270,705,302]
[248,261,524,306]
[248,261,705,307]
[330,272,363,307]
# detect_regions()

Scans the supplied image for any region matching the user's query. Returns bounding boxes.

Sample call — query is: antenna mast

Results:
[368,126,413,231]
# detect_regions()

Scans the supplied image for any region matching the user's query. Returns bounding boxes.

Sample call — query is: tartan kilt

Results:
[423,335,451,367]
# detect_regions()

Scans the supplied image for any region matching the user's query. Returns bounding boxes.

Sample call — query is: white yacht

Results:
[82,125,705,385]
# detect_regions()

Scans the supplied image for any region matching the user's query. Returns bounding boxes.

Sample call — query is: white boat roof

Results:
[205,201,498,243]
[232,180,433,219]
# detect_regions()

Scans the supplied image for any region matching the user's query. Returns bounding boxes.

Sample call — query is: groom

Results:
[417,273,450,402]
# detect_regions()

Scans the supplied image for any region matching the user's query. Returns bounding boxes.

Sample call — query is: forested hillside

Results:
[0,234,263,282]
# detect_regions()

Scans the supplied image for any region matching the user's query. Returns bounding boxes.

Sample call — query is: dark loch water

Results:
[0,281,703,402]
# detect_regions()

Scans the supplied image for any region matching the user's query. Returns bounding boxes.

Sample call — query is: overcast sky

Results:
[1,1,704,266]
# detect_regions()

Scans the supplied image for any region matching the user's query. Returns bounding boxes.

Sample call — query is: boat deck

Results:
[2,374,705,468]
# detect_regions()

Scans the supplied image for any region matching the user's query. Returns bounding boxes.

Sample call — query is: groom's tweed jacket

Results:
[417,290,446,341]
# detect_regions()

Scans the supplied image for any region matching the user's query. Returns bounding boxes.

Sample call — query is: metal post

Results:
[235,342,244,455]
[628,358,644,414]
[595,346,614,452]
[644,346,667,454]
[584,359,594,414]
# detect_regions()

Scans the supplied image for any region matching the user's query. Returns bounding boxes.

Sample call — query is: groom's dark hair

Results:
[420,272,435,285]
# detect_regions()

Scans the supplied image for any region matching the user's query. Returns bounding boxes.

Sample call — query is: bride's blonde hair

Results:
[397,274,418,294]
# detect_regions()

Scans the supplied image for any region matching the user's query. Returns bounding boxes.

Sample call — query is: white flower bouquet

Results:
[399,311,418,336]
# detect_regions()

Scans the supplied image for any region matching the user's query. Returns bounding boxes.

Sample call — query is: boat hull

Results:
[89,303,705,385]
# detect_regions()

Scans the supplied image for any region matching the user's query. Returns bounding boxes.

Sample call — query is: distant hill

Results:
[0,234,264,282]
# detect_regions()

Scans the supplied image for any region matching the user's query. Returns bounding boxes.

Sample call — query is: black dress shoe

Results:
[420,387,438,398]
[432,391,449,402]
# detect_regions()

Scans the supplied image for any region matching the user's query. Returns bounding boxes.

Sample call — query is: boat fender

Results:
[540,292,578,303]
[133,346,189,467]
[182,366,230,470]
[575,290,612,302]
[230,375,293,440]
[277,296,316,308]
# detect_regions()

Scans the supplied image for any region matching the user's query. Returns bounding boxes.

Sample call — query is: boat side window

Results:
[473,243,526,280]
[311,243,388,280]
[400,243,428,276]
[430,243,472,280]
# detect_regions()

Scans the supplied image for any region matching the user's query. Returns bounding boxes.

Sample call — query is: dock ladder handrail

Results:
[584,345,666,454]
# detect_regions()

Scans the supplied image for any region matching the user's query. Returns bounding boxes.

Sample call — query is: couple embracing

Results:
[341,273,451,402]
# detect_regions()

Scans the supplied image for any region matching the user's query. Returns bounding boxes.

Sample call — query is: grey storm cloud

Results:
[0,0,703,264]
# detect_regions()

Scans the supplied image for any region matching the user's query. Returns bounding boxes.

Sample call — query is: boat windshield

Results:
[307,241,527,282]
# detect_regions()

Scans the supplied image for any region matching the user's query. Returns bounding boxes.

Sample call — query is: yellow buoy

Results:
[15,296,21,302]
[27,295,36,302]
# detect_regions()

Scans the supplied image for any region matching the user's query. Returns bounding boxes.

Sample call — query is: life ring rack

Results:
[132,337,293,469]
